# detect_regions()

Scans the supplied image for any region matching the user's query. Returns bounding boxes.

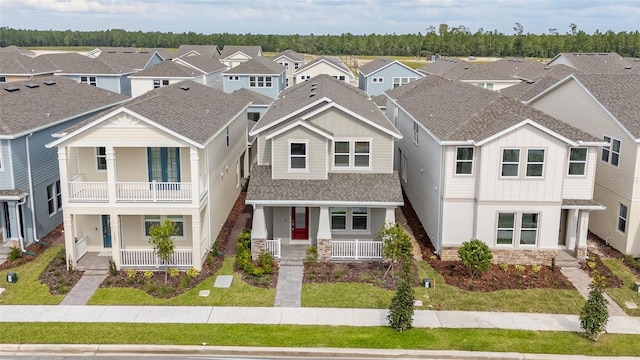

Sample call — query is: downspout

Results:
[25,132,40,243]
[16,196,28,252]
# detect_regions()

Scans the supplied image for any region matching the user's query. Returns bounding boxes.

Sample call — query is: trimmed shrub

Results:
[457,239,492,278]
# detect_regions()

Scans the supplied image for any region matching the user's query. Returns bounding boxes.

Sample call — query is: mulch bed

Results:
[304,261,419,290]
[581,251,623,288]
[0,224,64,271]
[236,267,279,288]
[39,248,84,295]
[215,191,249,256]
[400,191,575,292]
[588,232,640,279]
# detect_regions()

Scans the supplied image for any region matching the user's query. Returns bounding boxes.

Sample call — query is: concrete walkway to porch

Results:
[274,245,307,307]
[59,270,108,305]
[561,267,627,316]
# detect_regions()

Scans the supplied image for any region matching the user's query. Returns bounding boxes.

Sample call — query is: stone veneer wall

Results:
[251,238,265,260]
[317,239,332,261]
[439,246,575,266]
[575,246,587,261]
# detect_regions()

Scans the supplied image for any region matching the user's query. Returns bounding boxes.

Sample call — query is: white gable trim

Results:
[295,59,352,78]
[46,107,203,149]
[223,51,252,60]
[141,52,162,70]
[248,97,332,136]
[360,60,423,78]
[172,58,210,75]
[527,75,640,142]
[265,120,334,140]
[301,102,401,139]
[475,119,577,146]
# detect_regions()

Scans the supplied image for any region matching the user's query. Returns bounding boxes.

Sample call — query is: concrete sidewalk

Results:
[1,305,639,334]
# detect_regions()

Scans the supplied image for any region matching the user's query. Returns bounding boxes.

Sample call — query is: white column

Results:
[110,214,121,269]
[191,214,202,270]
[317,206,332,240]
[385,207,396,224]
[566,209,578,251]
[576,210,590,249]
[57,147,70,206]
[106,146,116,203]
[252,205,267,239]
[190,148,200,204]
[63,211,75,269]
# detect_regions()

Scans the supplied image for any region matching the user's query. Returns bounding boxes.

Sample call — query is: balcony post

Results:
[190,148,199,204]
[191,214,202,270]
[110,214,122,269]
[317,206,332,261]
[106,146,116,203]
[57,147,70,206]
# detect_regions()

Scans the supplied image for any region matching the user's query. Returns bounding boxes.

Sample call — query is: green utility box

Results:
[634,282,640,293]
[422,278,431,288]
[6,272,18,283]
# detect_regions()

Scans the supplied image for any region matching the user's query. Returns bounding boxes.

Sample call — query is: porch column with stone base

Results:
[575,210,590,261]
[251,205,267,260]
[316,206,332,261]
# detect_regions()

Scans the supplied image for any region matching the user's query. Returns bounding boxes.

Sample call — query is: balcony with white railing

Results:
[68,179,194,203]
[331,240,383,260]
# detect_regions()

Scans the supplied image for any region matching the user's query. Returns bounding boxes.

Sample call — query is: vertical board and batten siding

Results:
[443,145,476,199]
[530,79,637,200]
[271,126,327,180]
[391,102,443,246]
[562,147,598,200]
[308,107,394,174]
[477,125,566,203]
[0,140,13,189]
[475,203,561,249]
[206,110,247,245]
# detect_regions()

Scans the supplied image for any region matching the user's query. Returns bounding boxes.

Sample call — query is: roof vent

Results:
[25,82,39,88]
[544,66,551,70]
[43,80,56,85]
[180,85,190,91]
[310,82,317,87]
[309,92,317,98]
[625,65,632,69]
[464,66,470,69]
[526,80,535,84]
[518,59,523,62]
[4,86,20,92]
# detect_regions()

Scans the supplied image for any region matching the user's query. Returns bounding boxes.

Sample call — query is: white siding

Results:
[441,200,475,245]
[296,61,354,84]
[443,145,476,199]
[562,147,598,200]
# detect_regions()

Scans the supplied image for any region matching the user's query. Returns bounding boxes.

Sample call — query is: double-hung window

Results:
[144,215,184,237]
[413,122,419,145]
[393,77,416,88]
[289,142,307,170]
[526,149,545,177]
[354,141,370,167]
[96,147,107,170]
[496,212,539,245]
[520,213,539,245]
[568,147,587,175]
[618,204,628,233]
[80,76,97,86]
[455,147,474,175]
[153,79,169,88]
[330,207,369,231]
[249,76,272,88]
[47,181,62,216]
[501,149,520,177]
[602,136,621,166]
[333,140,371,168]
[334,141,350,167]
[496,213,515,245]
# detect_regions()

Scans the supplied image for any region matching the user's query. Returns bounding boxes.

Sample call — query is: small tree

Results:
[580,271,609,341]
[379,222,412,278]
[458,239,492,279]
[387,256,415,332]
[148,219,177,284]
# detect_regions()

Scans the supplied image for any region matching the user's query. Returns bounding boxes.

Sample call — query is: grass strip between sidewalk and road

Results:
[1,322,639,357]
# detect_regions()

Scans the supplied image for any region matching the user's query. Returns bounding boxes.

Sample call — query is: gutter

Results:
[16,196,28,252]
[25,133,40,244]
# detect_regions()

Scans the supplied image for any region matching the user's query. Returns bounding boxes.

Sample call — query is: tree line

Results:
[1,24,638,58]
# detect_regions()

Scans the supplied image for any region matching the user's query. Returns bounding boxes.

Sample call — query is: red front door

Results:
[291,207,309,240]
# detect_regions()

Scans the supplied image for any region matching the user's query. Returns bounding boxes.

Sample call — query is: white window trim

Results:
[80,76,97,86]
[618,203,628,234]
[525,148,545,178]
[0,142,4,171]
[496,212,540,247]
[601,135,621,167]
[401,152,408,183]
[500,148,520,178]
[47,181,61,217]
[331,139,372,170]
[393,76,416,88]
[249,76,273,88]
[413,122,419,146]
[228,76,239,81]
[454,146,474,176]
[330,207,370,234]
[143,215,185,240]
[372,77,384,83]
[288,139,309,172]
[96,147,107,171]
[567,147,588,177]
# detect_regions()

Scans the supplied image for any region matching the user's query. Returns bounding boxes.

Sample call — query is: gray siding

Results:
[223,74,284,99]
[0,140,13,189]
[362,64,423,96]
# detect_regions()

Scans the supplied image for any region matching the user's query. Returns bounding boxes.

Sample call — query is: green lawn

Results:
[0,245,65,305]
[88,256,275,306]
[1,322,639,356]
[302,261,585,314]
[602,258,640,316]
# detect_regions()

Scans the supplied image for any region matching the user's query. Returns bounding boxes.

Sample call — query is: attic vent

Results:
[310,84,318,90]
[107,51,116,53]
[4,86,20,92]
[544,66,551,70]
[464,66,470,69]
[625,65,632,69]
[43,80,56,85]
[309,92,317,98]
[526,80,535,84]
[310,82,317,87]
[518,59,523,62]
[25,83,39,88]
[180,85,190,91]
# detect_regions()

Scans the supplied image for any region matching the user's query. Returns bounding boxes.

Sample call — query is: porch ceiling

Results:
[246,165,403,205]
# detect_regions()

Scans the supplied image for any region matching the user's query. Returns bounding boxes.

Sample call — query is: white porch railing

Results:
[200,235,208,259]
[116,181,192,202]
[331,240,383,260]
[120,249,193,267]
[265,239,281,259]
[74,235,88,259]
[69,181,108,201]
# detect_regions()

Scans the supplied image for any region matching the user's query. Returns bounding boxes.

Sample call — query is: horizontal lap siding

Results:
[0,141,13,189]
[271,126,327,180]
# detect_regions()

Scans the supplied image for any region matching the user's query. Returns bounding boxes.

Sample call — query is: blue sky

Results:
[1,0,638,35]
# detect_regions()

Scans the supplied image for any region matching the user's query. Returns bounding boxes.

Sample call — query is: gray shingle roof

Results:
[220,46,263,59]
[246,165,403,204]
[484,58,547,80]
[562,199,603,208]
[272,50,305,62]
[548,52,633,73]
[500,65,581,101]
[224,56,285,75]
[0,53,58,75]
[571,74,640,139]
[57,56,134,75]
[417,58,467,75]
[131,60,204,78]
[448,64,514,81]
[296,56,351,74]
[389,76,598,143]
[0,76,128,137]
[0,46,35,56]
[176,45,221,59]
[63,81,251,146]
[252,74,398,137]
[42,53,88,69]
[358,57,395,76]
[232,88,273,106]
[176,54,226,73]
